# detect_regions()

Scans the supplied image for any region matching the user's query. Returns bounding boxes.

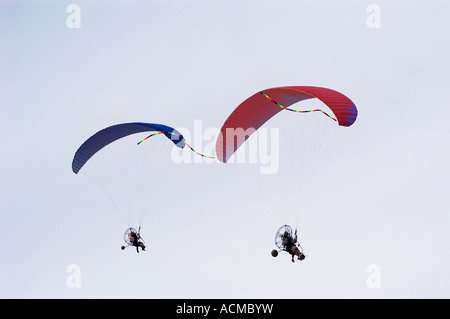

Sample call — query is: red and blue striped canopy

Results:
[215,86,357,163]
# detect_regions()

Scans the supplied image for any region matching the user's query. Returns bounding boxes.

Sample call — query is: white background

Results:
[1,0,449,298]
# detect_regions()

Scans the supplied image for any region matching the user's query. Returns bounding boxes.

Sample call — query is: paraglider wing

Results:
[72,122,185,174]
[215,86,358,163]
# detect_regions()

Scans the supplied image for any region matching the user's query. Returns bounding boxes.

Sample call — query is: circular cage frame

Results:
[124,227,138,246]
[274,224,293,250]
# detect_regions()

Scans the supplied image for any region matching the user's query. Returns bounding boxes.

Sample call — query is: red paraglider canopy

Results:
[215,86,357,163]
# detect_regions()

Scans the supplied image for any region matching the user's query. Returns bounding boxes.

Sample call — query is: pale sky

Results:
[1,0,449,298]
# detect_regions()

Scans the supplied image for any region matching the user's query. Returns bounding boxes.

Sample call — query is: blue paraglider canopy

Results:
[72,122,185,174]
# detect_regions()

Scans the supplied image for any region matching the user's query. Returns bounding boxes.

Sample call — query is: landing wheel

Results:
[271,249,278,257]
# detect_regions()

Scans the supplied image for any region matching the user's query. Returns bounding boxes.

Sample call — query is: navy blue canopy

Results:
[72,122,185,174]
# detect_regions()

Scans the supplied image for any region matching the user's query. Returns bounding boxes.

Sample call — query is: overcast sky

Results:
[1,0,449,299]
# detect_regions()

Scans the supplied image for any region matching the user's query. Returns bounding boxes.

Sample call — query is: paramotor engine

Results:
[274,224,294,251]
